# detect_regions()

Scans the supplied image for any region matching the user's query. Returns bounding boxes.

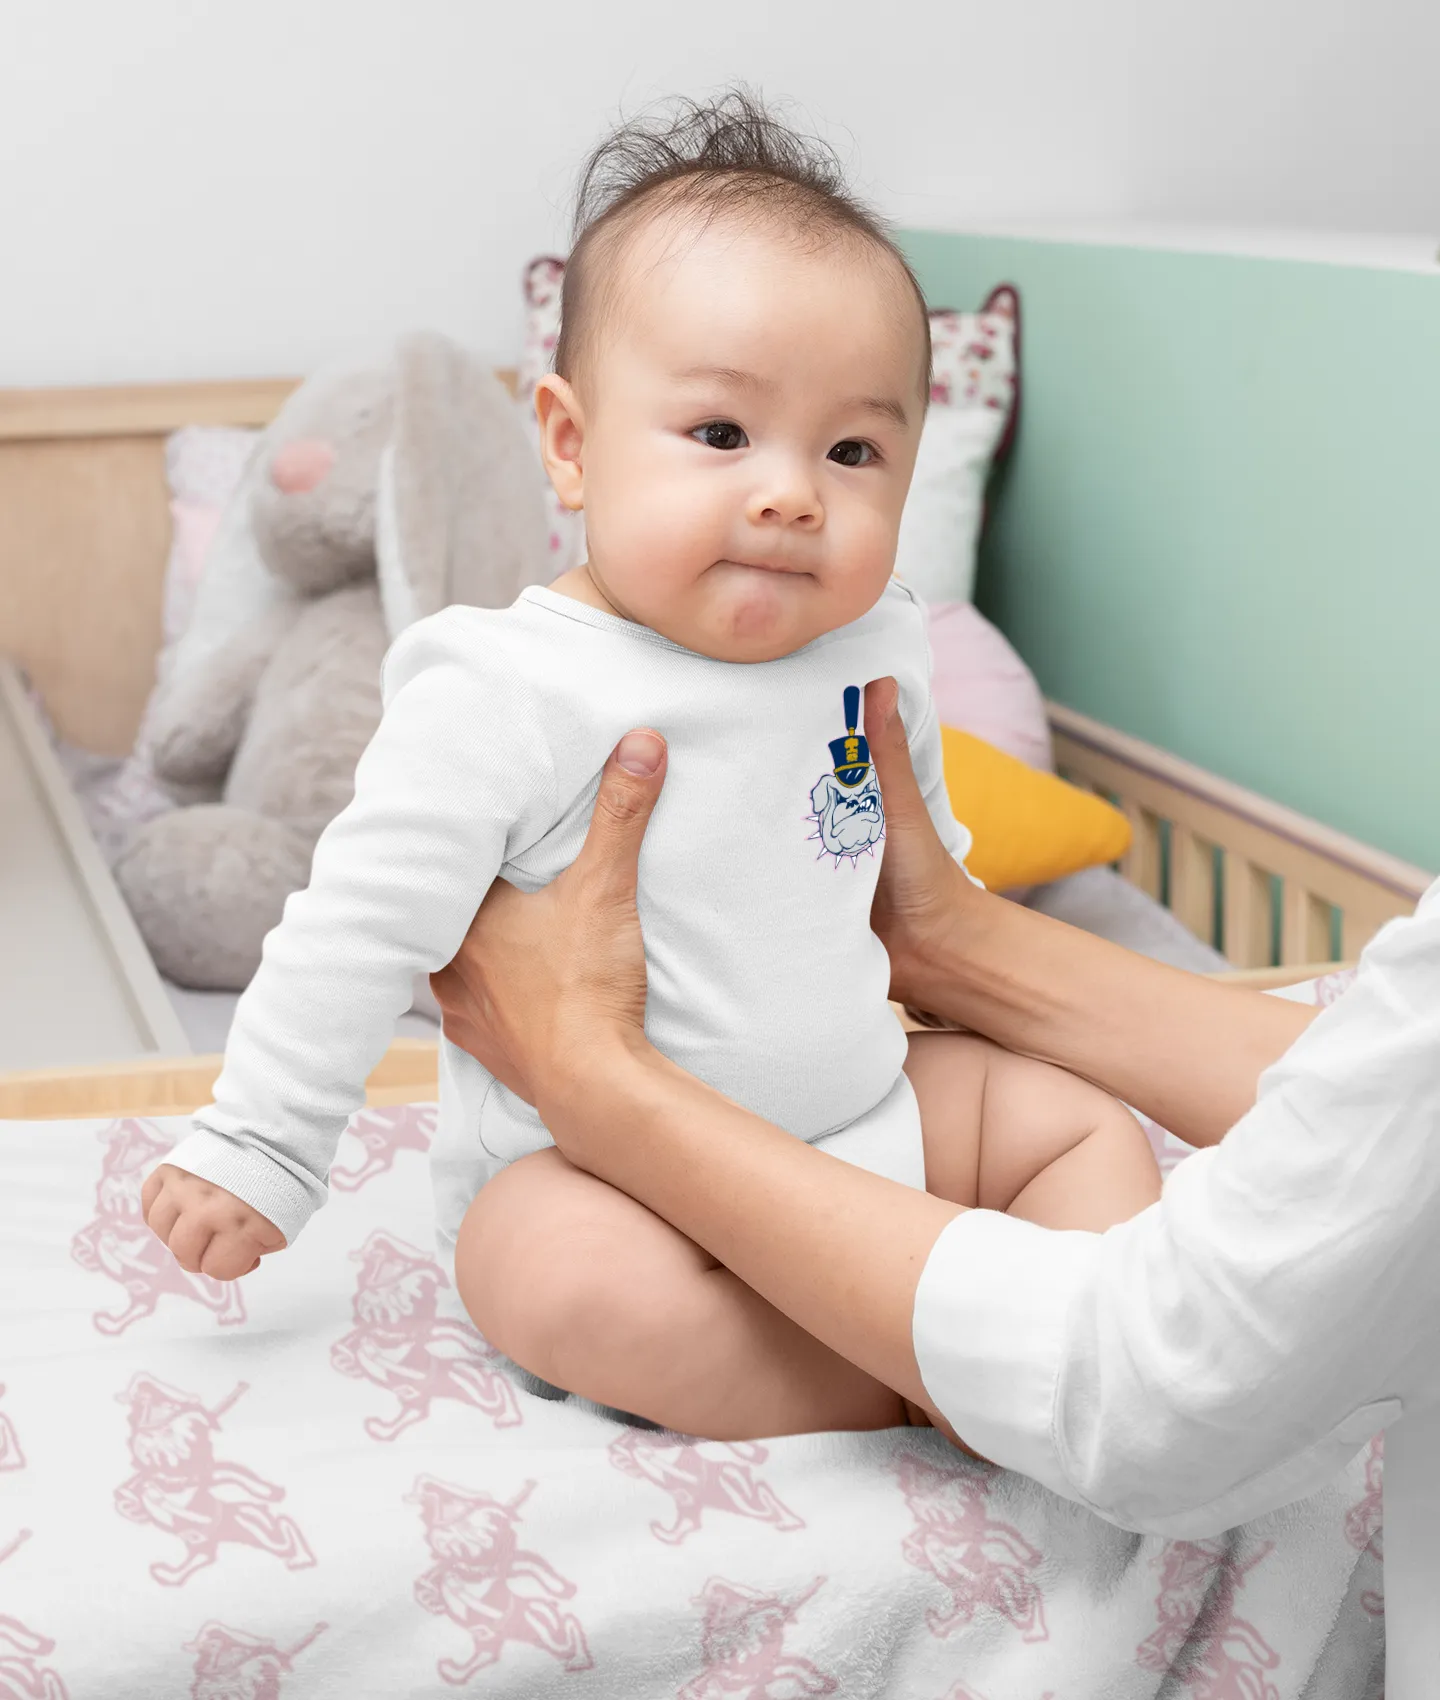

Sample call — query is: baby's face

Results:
[539,219,927,662]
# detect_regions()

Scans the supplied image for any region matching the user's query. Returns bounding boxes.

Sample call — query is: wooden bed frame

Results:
[0,378,1430,1119]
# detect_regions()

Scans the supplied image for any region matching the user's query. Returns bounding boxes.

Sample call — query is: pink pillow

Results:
[928,601,1053,772]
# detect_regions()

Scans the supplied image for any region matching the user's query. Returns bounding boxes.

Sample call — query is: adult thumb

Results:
[574,729,668,899]
[863,678,927,824]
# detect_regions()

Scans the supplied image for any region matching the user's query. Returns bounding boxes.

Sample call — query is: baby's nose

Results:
[748,458,822,528]
[270,438,336,494]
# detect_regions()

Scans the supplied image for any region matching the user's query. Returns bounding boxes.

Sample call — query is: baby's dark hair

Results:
[554,88,931,394]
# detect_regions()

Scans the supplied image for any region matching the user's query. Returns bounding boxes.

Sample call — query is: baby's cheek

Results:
[615,470,725,568]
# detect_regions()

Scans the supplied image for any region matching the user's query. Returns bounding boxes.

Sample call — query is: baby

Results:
[143,92,1159,1440]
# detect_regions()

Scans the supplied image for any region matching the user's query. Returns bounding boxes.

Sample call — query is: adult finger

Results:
[570,730,667,903]
[864,678,931,831]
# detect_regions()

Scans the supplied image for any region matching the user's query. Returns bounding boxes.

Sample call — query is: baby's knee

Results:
[453,1158,628,1379]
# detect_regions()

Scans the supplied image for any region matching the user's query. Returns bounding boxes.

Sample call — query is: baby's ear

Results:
[534,375,585,511]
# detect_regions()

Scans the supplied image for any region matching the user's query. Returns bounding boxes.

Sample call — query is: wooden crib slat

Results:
[1049,704,1431,968]
[1169,825,1216,943]
[1281,884,1332,966]
[1340,905,1391,964]
[1120,805,1163,898]
[1223,852,1274,968]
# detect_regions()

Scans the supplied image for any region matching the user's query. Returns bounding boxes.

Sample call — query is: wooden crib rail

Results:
[1049,702,1431,969]
[0,1038,441,1122]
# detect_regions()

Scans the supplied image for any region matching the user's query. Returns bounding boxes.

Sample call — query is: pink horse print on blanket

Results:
[1135,1537,1281,1700]
[112,1374,315,1586]
[69,1120,245,1335]
[678,1575,836,1699]
[607,1431,804,1545]
[329,1105,435,1192]
[183,1621,326,1700]
[936,1686,1055,1700]
[0,1388,24,1473]
[680,1570,839,1693]
[330,1231,520,1440]
[0,1531,69,1700]
[1343,1434,1385,1618]
[894,1451,1048,1643]
[1315,967,1359,1007]
[407,1476,592,1685]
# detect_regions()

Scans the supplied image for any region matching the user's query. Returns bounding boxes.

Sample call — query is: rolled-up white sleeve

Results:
[913,880,1440,1536]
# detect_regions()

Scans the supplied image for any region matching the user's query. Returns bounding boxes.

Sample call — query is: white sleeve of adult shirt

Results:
[912,878,1440,1536]
[163,611,557,1247]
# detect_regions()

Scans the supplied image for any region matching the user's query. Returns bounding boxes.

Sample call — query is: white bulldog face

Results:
[809,770,885,859]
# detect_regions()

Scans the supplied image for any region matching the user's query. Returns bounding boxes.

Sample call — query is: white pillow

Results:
[895,287,1019,602]
[895,406,1006,604]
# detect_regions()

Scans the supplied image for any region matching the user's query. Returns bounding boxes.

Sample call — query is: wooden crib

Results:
[0,378,1430,1118]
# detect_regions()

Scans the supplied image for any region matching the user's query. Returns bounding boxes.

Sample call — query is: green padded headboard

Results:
[901,230,1439,872]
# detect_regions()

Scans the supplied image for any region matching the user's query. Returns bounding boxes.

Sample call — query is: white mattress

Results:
[1,1066,1383,1697]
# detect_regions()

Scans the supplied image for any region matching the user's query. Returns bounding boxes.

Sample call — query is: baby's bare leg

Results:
[455,1148,924,1441]
[906,1032,1161,1229]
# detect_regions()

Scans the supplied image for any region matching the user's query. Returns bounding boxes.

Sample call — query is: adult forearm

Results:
[541,1047,964,1406]
[905,886,1317,1149]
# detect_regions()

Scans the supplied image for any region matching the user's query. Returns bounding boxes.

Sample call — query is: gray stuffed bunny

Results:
[115,332,552,992]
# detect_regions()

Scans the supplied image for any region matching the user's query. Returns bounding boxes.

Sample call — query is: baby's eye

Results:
[692,420,749,451]
[829,440,875,468]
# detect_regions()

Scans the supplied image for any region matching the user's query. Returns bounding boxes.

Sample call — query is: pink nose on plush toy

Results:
[270,438,336,494]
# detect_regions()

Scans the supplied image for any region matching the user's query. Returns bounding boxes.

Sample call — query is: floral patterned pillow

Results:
[517,258,586,573]
[517,258,1020,601]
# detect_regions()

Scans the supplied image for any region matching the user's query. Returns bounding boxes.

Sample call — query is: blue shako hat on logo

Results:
[828,685,872,789]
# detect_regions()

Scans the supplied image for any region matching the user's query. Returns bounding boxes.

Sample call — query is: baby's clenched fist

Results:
[141,1163,286,1281]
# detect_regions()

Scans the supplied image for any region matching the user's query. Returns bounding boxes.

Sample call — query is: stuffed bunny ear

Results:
[377,331,553,636]
[152,429,290,714]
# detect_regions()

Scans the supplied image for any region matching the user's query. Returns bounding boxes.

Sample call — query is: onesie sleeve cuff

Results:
[161,1127,322,1247]
[912,1209,1101,1498]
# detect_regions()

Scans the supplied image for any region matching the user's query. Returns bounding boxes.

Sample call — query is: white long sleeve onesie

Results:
[165,580,970,1264]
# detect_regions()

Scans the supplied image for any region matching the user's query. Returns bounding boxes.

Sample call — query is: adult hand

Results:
[429,729,666,1113]
[864,676,978,1010]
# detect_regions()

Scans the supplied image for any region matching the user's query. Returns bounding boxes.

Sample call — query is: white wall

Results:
[1127,0,1440,233]
[2,0,1435,387]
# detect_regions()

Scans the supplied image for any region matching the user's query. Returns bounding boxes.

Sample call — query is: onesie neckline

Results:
[518,583,870,668]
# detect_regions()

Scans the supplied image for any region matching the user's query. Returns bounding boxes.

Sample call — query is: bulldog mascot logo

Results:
[182,1620,326,1700]
[893,1450,1048,1644]
[0,1387,23,1473]
[808,686,884,865]
[407,1476,592,1683]
[329,1230,521,1441]
[71,1120,246,1336]
[112,1375,315,1586]
[0,1531,69,1700]
[678,1575,836,1699]
[607,1431,804,1547]
[1134,1538,1281,1697]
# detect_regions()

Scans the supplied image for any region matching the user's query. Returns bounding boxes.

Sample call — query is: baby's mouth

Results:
[716,558,809,577]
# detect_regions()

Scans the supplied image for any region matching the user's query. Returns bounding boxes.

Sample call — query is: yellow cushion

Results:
[940,724,1132,891]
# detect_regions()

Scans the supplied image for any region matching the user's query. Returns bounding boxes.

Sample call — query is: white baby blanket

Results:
[1,1072,1382,1696]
